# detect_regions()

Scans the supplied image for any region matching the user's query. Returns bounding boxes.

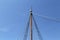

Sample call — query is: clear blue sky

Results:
[0,0,60,40]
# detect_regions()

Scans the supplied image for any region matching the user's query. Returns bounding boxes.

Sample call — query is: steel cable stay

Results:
[34,14,60,22]
[32,15,43,40]
[23,17,30,40]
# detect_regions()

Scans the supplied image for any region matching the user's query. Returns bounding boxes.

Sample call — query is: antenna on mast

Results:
[30,7,32,12]
[30,6,32,15]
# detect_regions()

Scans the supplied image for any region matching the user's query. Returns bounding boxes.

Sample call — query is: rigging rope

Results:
[32,15,43,40]
[23,17,30,40]
[34,14,60,22]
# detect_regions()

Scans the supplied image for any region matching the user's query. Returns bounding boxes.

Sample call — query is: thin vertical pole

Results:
[30,9,32,40]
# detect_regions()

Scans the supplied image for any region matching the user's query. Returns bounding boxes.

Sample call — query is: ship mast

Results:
[30,8,33,40]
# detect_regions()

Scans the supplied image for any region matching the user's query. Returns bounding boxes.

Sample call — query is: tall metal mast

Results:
[30,8,33,40]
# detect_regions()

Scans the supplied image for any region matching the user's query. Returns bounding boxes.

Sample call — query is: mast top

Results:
[30,7,32,15]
